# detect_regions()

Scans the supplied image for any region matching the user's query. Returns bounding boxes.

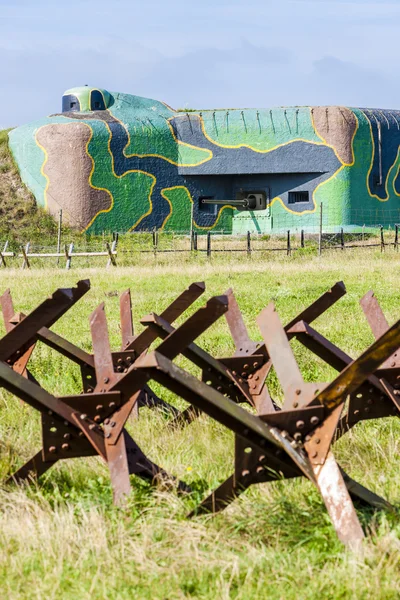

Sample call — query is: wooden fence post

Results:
[106,240,117,268]
[300,230,304,248]
[395,225,398,251]
[287,230,291,256]
[340,228,344,250]
[207,232,211,258]
[57,209,62,265]
[247,231,251,257]
[0,241,8,268]
[21,242,30,269]
[318,202,323,256]
[380,226,385,252]
[65,243,74,269]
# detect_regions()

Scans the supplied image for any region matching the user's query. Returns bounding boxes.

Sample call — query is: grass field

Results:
[0,252,400,599]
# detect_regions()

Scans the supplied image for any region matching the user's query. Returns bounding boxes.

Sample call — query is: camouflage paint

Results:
[8,87,400,233]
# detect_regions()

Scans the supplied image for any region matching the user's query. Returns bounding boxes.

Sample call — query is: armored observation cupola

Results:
[62,86,113,113]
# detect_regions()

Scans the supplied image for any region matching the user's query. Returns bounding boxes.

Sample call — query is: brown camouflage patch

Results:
[312,107,357,165]
[36,122,112,229]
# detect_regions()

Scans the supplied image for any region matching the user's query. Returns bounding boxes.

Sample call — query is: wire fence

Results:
[1,223,399,269]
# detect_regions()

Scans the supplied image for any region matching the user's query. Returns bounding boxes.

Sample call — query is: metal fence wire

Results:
[1,202,400,268]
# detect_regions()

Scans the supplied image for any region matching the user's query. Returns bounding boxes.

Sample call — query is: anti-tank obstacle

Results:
[0,279,399,550]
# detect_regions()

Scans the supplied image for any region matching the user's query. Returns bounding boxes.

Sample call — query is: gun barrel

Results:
[201,199,246,206]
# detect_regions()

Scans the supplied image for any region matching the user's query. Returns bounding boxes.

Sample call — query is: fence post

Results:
[300,230,304,248]
[380,226,385,252]
[152,228,158,258]
[247,231,251,257]
[56,209,62,265]
[318,202,323,256]
[106,240,117,268]
[65,242,74,269]
[287,230,291,256]
[190,201,194,243]
[207,232,211,258]
[193,231,198,251]
[0,241,8,268]
[395,225,399,251]
[340,228,344,250]
[21,242,30,269]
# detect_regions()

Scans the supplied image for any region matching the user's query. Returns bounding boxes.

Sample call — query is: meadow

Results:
[0,251,399,599]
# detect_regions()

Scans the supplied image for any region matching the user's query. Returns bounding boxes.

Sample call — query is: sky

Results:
[1,0,400,128]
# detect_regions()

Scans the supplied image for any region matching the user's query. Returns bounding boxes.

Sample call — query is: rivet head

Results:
[310,416,319,425]
[296,420,305,429]
[49,446,56,453]
[96,405,103,411]
[105,433,112,439]
[103,377,109,384]
[295,389,301,395]
[311,451,318,459]
[80,414,87,420]
[61,443,69,451]
[242,470,250,477]
[109,402,116,408]
[63,433,71,440]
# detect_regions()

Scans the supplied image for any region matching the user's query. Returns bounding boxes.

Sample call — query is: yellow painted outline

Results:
[34,104,363,231]
[104,109,212,168]
[82,119,155,231]
[35,121,114,231]
[160,186,234,231]
[362,110,400,202]
[311,108,358,167]
[34,127,50,211]
[169,110,330,156]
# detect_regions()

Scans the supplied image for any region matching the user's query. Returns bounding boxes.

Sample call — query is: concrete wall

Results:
[8,87,400,233]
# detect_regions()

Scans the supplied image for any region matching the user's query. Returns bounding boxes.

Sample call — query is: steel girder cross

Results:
[134,301,400,550]
[178,282,351,511]
[0,283,234,505]
[0,281,207,416]
[134,282,347,428]
[0,281,207,502]
[203,283,400,525]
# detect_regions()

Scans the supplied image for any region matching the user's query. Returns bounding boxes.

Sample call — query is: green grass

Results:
[0,254,400,598]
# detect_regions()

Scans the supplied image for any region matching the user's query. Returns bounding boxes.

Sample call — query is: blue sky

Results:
[1,0,400,127]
